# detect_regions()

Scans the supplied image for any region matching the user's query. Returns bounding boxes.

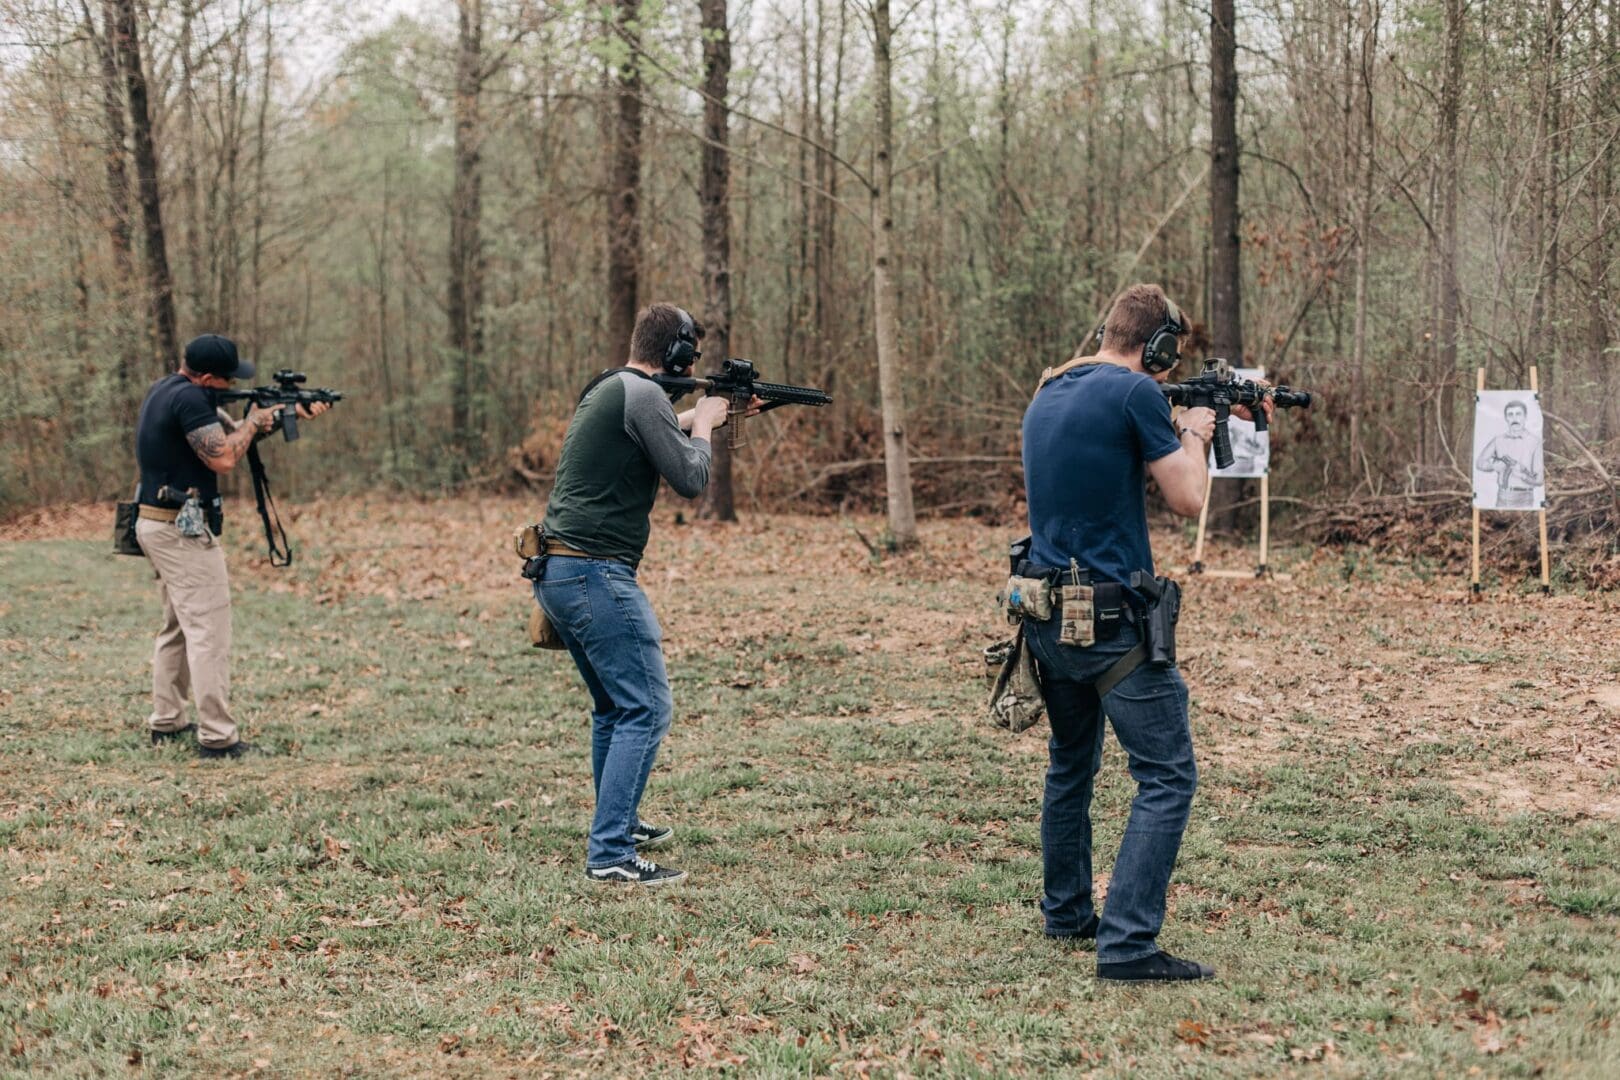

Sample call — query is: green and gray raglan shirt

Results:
[542,369,712,566]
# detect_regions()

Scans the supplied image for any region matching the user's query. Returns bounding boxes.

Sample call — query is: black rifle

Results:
[212,369,343,442]
[210,369,344,567]
[652,359,832,448]
[1160,359,1313,469]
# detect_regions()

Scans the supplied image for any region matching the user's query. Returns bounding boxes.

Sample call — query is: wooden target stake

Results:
[1191,472,1213,573]
[1257,472,1271,577]
[1471,368,1484,594]
[1531,366,1550,592]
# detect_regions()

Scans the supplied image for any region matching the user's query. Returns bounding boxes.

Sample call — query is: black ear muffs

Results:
[1142,298,1186,374]
[663,308,700,376]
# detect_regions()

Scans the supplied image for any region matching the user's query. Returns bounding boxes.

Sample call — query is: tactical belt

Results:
[138,505,180,522]
[542,540,618,562]
[1019,563,1150,697]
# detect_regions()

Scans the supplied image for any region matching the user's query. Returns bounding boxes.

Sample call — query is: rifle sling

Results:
[1091,640,1149,699]
[245,437,292,567]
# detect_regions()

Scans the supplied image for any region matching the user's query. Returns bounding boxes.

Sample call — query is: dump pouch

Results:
[986,625,1046,733]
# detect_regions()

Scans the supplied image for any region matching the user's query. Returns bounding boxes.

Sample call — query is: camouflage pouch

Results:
[987,624,1046,734]
[1000,575,1054,623]
[1057,560,1095,648]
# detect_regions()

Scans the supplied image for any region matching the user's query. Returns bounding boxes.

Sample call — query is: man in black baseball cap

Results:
[131,333,328,758]
[183,333,256,381]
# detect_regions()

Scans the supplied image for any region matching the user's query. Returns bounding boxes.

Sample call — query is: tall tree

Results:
[605,0,643,363]
[110,0,178,373]
[1209,0,1242,362]
[868,0,918,548]
[87,0,140,408]
[698,0,737,520]
[449,0,486,464]
[1435,0,1463,464]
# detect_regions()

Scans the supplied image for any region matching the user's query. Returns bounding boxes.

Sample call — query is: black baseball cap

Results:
[184,334,255,380]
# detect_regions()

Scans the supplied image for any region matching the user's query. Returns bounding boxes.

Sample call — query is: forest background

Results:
[1,0,1616,557]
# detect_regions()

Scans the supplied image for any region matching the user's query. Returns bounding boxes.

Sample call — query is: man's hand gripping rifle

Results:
[209,370,343,568]
[1160,359,1313,469]
[652,359,832,448]
[212,369,344,441]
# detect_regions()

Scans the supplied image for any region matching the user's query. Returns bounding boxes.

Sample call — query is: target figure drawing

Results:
[1472,391,1546,512]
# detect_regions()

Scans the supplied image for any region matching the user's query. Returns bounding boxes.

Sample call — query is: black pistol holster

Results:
[1128,571,1181,668]
[1089,573,1180,698]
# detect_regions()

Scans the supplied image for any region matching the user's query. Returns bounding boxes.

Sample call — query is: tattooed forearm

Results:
[186,421,259,472]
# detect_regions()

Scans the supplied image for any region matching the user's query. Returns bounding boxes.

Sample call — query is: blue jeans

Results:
[535,556,673,869]
[1026,615,1197,963]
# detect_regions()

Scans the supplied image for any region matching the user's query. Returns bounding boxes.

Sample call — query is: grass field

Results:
[3,499,1620,1076]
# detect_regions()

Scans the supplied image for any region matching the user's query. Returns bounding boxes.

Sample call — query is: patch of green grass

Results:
[1,536,1617,1075]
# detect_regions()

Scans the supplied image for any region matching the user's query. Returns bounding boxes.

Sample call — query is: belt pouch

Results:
[514,523,543,559]
[1093,582,1124,641]
[113,501,142,556]
[1058,583,1095,646]
[1001,575,1054,623]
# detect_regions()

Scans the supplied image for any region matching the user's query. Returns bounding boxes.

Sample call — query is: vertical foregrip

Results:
[1211,404,1233,469]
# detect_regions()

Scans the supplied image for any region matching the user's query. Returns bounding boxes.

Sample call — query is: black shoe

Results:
[197,740,268,760]
[1045,914,1100,943]
[585,856,687,887]
[632,821,674,850]
[150,724,197,746]
[1097,951,1215,984]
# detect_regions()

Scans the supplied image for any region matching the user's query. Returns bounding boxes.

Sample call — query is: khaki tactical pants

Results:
[137,517,238,748]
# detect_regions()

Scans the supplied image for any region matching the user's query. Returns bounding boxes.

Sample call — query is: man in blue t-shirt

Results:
[1021,283,1261,984]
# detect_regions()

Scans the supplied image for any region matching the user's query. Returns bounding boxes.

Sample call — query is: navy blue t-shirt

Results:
[136,374,222,502]
[1022,363,1181,585]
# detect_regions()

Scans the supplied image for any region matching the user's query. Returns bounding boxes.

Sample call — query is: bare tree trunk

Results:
[250,4,272,352]
[111,0,179,374]
[1208,0,1244,526]
[605,0,642,364]
[1435,0,1463,465]
[869,0,918,547]
[1597,0,1617,438]
[448,0,485,467]
[1350,0,1378,471]
[89,0,140,409]
[697,0,736,521]
[1209,0,1243,362]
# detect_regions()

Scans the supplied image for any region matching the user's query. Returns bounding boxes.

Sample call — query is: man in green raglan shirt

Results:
[535,302,748,886]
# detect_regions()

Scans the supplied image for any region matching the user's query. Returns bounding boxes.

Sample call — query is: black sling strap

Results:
[245,439,292,567]
[576,366,655,406]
